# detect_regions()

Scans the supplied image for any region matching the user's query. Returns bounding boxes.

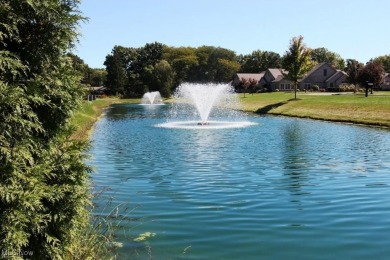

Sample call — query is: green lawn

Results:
[70,92,390,140]
[239,91,390,127]
[71,97,140,139]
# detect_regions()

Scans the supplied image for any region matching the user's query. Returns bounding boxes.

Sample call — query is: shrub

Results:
[311,85,320,91]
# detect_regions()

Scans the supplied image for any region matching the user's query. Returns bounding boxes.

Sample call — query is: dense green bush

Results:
[311,85,320,91]
[0,0,95,258]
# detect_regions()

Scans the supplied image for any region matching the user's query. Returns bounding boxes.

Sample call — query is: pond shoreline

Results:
[72,93,390,140]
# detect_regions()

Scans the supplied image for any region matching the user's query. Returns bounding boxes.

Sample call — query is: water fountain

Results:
[141,91,164,105]
[157,83,255,129]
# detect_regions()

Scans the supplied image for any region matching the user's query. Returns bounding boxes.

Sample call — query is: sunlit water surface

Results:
[90,104,390,259]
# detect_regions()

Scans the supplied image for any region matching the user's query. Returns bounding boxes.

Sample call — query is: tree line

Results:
[100,40,390,98]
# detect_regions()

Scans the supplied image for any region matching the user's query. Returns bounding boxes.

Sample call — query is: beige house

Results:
[259,68,293,91]
[231,72,265,92]
[300,63,348,90]
[232,62,349,92]
[382,73,390,90]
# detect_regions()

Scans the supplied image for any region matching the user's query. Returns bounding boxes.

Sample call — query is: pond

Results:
[90,103,390,259]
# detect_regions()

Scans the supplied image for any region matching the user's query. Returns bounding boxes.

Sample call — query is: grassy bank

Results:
[71,92,390,140]
[239,91,390,128]
[71,97,140,139]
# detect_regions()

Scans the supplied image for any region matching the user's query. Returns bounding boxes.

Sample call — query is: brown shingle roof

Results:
[236,72,265,82]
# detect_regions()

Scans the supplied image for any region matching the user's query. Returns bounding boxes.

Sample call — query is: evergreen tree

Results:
[0,0,91,258]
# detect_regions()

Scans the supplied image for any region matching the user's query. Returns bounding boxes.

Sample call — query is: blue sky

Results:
[75,0,390,68]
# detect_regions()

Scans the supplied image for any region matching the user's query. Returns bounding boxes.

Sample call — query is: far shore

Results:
[71,91,390,140]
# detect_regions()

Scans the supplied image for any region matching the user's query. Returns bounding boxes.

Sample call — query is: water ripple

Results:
[90,105,390,259]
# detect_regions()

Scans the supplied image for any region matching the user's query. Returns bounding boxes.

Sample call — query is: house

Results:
[231,72,265,92]
[300,62,347,90]
[259,68,293,91]
[382,73,390,90]
[231,62,349,93]
[89,86,107,96]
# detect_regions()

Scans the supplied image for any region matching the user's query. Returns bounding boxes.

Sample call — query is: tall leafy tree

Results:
[311,47,345,69]
[215,58,240,82]
[345,59,364,88]
[104,45,135,95]
[163,46,198,87]
[151,60,174,97]
[282,35,314,99]
[358,61,385,97]
[371,55,390,72]
[127,42,164,97]
[239,50,282,73]
[207,47,239,82]
[0,0,92,258]
[191,46,239,82]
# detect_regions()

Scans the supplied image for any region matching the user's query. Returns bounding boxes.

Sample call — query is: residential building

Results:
[300,62,347,90]
[231,72,265,92]
[231,62,348,92]
[259,68,293,91]
[382,73,390,90]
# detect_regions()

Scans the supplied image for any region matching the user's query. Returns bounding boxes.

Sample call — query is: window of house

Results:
[323,69,327,76]
[304,83,311,89]
[280,83,285,90]
[286,83,291,89]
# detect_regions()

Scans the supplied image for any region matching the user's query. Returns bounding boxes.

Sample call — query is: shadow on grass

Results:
[255,99,298,114]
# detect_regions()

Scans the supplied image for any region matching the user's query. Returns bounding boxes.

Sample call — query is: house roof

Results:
[301,62,333,81]
[236,72,265,82]
[325,70,347,82]
[267,68,286,79]
[89,86,107,91]
[272,75,285,82]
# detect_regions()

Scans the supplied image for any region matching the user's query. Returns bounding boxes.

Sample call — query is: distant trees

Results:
[358,61,385,97]
[311,47,345,70]
[102,39,390,98]
[345,59,386,96]
[239,50,282,73]
[104,44,241,97]
[345,59,364,88]
[371,55,390,72]
[67,53,107,87]
[282,35,314,99]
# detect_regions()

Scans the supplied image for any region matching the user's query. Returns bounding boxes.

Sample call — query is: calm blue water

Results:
[90,104,390,260]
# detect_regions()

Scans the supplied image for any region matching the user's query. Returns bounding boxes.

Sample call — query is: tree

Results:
[104,45,135,95]
[163,46,198,87]
[215,58,240,82]
[191,46,239,82]
[311,47,345,69]
[89,68,107,86]
[371,55,390,72]
[207,47,239,82]
[282,35,314,99]
[239,78,249,97]
[345,59,364,89]
[358,61,385,97]
[151,60,174,97]
[239,50,282,73]
[0,0,92,258]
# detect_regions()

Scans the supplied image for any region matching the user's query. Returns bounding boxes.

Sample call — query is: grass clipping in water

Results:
[134,232,156,242]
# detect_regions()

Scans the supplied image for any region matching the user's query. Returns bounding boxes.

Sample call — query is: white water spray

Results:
[157,83,256,129]
[141,91,163,105]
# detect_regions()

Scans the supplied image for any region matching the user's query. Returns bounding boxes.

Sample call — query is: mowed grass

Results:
[239,92,390,127]
[71,97,140,139]
[70,91,390,140]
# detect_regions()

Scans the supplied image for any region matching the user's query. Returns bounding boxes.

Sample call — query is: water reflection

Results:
[90,106,390,260]
[281,120,311,198]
